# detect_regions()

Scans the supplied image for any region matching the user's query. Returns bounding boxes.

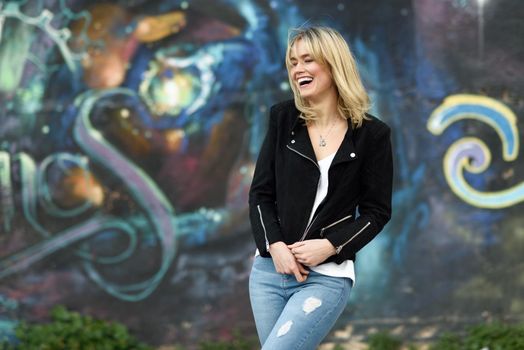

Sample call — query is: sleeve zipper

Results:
[335,221,371,254]
[319,214,353,237]
[257,205,270,252]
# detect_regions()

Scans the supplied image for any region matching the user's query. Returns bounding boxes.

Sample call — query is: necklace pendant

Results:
[317,118,337,148]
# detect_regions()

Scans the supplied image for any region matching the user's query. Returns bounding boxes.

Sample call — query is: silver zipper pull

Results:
[336,222,371,254]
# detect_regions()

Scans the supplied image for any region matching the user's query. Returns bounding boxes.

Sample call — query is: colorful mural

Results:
[428,94,523,208]
[0,0,523,346]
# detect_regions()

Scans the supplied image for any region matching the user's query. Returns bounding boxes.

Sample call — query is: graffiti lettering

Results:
[0,89,178,301]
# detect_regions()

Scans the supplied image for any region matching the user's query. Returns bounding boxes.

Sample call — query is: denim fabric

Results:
[249,256,352,350]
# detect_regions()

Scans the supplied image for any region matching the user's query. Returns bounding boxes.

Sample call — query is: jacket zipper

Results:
[286,145,320,171]
[257,205,270,252]
[286,144,321,242]
[299,214,318,242]
[319,214,353,237]
[335,221,370,254]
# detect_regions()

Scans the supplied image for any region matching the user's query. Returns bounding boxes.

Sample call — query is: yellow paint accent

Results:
[443,138,524,208]
[135,11,187,42]
[429,94,523,208]
[427,94,519,161]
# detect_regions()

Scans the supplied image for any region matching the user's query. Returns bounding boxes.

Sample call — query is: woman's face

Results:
[289,39,335,103]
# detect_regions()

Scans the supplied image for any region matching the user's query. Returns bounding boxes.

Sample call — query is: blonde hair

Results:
[285,26,370,127]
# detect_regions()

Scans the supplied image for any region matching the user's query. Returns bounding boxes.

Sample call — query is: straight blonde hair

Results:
[285,26,370,127]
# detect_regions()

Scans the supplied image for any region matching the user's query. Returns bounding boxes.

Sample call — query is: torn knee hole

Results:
[302,296,322,314]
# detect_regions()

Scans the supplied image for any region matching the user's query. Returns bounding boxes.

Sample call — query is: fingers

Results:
[280,260,308,282]
[297,258,310,266]
[271,243,310,282]
[294,254,306,264]
[280,267,307,283]
[290,246,308,265]
[289,247,303,256]
[292,267,306,282]
[287,242,305,249]
[297,263,309,275]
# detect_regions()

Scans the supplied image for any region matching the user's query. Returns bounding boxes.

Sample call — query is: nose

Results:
[292,62,305,76]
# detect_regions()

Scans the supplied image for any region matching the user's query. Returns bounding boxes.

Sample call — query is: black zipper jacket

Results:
[249,99,393,264]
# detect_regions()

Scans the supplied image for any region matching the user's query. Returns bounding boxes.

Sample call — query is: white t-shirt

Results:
[308,153,355,281]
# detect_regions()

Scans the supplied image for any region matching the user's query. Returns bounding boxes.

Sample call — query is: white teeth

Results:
[298,77,313,85]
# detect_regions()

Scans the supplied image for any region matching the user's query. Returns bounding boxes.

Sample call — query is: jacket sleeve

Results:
[324,125,393,260]
[248,105,284,255]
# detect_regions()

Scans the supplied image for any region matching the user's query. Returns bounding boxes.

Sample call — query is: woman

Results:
[248,26,393,349]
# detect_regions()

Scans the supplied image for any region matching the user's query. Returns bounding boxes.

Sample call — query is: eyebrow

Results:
[289,53,312,60]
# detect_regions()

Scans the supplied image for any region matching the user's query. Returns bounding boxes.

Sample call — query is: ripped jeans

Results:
[249,256,352,350]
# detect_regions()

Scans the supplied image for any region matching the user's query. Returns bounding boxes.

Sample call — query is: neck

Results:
[314,107,341,128]
[308,90,340,127]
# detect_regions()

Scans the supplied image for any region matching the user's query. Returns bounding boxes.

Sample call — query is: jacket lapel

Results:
[332,119,358,166]
[288,115,318,165]
[288,113,358,167]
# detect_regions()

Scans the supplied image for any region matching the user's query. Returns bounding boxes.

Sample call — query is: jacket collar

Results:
[288,113,358,166]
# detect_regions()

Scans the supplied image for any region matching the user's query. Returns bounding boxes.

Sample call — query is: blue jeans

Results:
[249,256,352,349]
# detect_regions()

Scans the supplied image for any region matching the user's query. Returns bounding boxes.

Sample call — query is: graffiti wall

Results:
[1,0,523,346]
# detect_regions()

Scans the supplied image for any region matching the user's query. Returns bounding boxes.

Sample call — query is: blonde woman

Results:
[248,26,393,349]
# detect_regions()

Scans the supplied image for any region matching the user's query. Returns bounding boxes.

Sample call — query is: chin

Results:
[298,90,314,99]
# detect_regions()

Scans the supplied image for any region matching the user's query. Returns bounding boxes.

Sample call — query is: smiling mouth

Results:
[297,77,313,87]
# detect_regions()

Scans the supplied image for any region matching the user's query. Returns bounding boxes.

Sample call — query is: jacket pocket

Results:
[319,214,353,237]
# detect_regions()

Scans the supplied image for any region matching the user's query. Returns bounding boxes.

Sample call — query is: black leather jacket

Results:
[249,100,393,264]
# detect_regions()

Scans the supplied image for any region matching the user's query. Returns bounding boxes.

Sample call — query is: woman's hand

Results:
[269,242,309,282]
[288,239,336,267]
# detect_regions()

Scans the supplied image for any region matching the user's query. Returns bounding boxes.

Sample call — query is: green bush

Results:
[367,330,402,350]
[429,332,463,350]
[464,322,524,350]
[0,306,152,350]
[430,322,524,350]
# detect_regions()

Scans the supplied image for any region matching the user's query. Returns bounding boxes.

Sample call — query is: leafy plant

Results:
[367,330,402,350]
[430,322,524,350]
[429,332,462,350]
[0,306,152,350]
[463,322,524,350]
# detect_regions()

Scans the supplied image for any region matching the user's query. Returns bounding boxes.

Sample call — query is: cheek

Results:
[319,73,333,87]
[310,63,325,74]
[315,75,328,87]
[288,67,297,80]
